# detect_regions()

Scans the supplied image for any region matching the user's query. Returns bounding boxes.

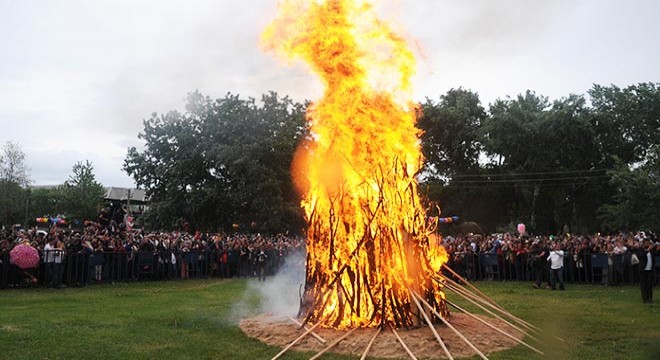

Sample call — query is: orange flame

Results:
[263,0,448,329]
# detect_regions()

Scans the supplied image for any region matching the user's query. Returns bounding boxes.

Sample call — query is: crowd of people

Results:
[0,223,305,289]
[2,220,657,297]
[442,231,659,290]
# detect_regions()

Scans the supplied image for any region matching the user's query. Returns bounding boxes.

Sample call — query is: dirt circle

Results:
[240,313,525,359]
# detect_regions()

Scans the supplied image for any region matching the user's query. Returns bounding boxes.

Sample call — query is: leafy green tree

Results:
[417,89,503,231]
[477,92,606,234]
[589,83,660,232]
[60,161,105,222]
[0,141,30,226]
[589,83,660,166]
[29,186,64,221]
[598,147,660,233]
[124,91,308,233]
[418,88,486,178]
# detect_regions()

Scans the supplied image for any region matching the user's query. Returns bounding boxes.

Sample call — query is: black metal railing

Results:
[1,249,297,289]
[446,251,660,286]
[1,250,658,289]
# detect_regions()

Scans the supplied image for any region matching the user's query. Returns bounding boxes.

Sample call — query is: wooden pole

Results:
[360,328,381,360]
[440,271,543,334]
[271,322,322,360]
[408,289,454,360]
[413,292,489,360]
[442,282,541,343]
[439,275,542,336]
[288,316,326,344]
[309,327,358,360]
[441,265,504,310]
[391,327,418,360]
[446,299,544,355]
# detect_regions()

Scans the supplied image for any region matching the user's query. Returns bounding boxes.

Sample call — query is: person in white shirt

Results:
[547,243,565,291]
[43,238,56,286]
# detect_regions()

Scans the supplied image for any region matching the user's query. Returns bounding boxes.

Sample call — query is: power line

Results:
[446,180,612,189]
[448,181,608,190]
[448,174,610,184]
[449,168,609,178]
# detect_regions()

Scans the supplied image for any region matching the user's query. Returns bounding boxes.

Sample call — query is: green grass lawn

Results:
[1,279,658,360]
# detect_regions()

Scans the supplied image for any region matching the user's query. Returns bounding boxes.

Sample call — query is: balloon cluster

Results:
[438,216,460,224]
[35,216,67,225]
[428,216,460,225]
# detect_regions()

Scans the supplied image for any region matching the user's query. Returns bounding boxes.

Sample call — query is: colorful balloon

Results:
[438,216,459,224]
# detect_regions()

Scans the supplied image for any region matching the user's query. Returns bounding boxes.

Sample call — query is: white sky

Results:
[1,0,659,187]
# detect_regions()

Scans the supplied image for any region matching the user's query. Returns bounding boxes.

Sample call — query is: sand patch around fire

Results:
[240,313,526,359]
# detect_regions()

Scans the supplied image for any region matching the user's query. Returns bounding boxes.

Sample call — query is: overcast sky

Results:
[1,0,659,187]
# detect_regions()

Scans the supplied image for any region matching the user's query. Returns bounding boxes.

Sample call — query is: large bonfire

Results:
[262,0,449,329]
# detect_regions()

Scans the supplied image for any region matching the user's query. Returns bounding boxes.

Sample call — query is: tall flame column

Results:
[263,0,448,329]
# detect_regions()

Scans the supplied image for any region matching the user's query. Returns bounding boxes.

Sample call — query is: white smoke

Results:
[248,250,307,318]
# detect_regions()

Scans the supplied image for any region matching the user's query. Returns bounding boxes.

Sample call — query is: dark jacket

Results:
[636,246,657,272]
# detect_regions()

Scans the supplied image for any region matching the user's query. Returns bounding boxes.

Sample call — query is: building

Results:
[103,187,149,215]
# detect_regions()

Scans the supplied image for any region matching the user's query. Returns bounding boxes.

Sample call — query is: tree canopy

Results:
[35,82,644,235]
[418,84,659,234]
[124,91,308,233]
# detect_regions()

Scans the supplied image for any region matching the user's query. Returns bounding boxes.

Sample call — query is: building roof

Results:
[103,187,149,203]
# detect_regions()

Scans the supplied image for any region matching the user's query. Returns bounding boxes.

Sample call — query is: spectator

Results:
[547,243,565,291]
[637,238,656,303]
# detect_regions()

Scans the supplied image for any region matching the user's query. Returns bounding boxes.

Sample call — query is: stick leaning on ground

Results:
[308,327,358,360]
[446,299,544,355]
[408,288,454,360]
[391,326,418,360]
[439,275,542,337]
[412,291,490,360]
[360,327,381,360]
[271,322,322,360]
[288,316,326,344]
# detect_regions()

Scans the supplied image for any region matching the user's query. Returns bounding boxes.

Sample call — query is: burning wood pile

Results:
[252,0,552,358]
[263,0,448,330]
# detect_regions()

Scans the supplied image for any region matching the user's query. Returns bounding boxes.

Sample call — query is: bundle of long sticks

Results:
[440,264,563,342]
[271,322,322,360]
[410,290,489,360]
[270,264,551,360]
[288,316,326,344]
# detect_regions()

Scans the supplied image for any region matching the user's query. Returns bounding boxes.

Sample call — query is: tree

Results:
[589,83,660,233]
[29,186,64,221]
[417,89,503,231]
[0,141,30,186]
[124,91,308,232]
[0,141,31,226]
[60,161,105,222]
[477,92,606,234]
[598,147,660,233]
[589,83,660,166]
[418,88,486,178]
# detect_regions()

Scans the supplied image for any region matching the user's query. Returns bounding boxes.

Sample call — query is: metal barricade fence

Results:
[1,249,654,289]
[1,252,9,289]
[447,251,648,285]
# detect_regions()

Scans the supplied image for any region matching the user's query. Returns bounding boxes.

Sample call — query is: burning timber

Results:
[252,1,548,357]
[263,0,450,330]
[297,164,450,329]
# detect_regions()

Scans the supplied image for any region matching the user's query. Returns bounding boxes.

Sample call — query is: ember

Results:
[262,0,449,329]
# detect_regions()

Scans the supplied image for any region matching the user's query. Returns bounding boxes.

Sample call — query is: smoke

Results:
[251,250,307,317]
[401,0,564,55]
[230,250,307,324]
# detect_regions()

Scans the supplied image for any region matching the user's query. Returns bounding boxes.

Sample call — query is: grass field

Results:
[1,279,659,360]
